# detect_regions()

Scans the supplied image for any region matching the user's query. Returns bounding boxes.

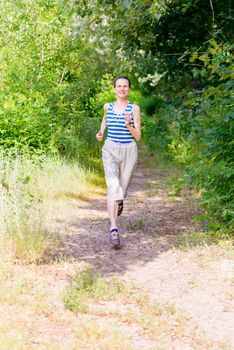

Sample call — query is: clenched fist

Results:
[125,113,132,126]
[96,131,103,141]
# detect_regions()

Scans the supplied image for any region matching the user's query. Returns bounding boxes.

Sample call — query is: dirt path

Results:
[2,152,233,349]
[46,152,234,349]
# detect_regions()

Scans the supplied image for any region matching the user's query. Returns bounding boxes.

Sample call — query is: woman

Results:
[96,76,141,248]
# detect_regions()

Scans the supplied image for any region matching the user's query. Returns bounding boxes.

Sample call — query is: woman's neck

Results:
[113,98,128,114]
[116,97,128,105]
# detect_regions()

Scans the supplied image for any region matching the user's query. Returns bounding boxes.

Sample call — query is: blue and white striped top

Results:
[106,101,135,144]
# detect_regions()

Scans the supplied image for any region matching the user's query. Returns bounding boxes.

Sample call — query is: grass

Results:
[0,318,29,350]
[0,261,135,350]
[63,267,131,314]
[0,146,232,349]
[0,259,231,350]
[0,259,56,350]
[64,267,192,344]
[0,258,51,313]
[62,267,234,349]
[127,219,145,231]
[172,229,234,252]
[34,157,105,201]
[73,320,134,350]
[139,147,184,191]
[0,151,105,263]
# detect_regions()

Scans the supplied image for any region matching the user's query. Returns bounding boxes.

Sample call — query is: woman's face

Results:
[114,78,130,99]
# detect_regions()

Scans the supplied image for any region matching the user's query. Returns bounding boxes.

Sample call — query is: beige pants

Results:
[102,139,138,201]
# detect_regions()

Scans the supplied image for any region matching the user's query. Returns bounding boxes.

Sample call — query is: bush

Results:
[143,40,234,230]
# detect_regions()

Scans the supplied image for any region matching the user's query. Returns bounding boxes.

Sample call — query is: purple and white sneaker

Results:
[109,228,120,248]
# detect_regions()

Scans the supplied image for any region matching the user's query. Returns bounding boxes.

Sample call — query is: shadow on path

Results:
[52,157,200,276]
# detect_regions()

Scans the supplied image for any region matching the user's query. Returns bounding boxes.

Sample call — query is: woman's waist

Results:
[105,137,136,146]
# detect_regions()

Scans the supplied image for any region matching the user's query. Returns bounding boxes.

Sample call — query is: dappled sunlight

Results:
[50,157,202,274]
[0,0,232,347]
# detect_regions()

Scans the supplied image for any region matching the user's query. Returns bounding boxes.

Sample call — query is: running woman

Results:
[96,76,141,248]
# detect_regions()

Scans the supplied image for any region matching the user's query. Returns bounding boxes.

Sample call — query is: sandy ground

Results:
[2,153,233,350]
[44,154,234,350]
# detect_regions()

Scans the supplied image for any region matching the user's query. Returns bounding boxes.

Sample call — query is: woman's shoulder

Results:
[129,103,140,117]
[103,102,112,112]
[130,102,140,111]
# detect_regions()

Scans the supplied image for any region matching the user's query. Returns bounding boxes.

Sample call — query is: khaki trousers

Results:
[102,139,138,201]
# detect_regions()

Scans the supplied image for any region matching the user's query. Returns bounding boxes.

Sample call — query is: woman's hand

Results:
[125,113,132,126]
[96,131,103,141]
[125,105,141,141]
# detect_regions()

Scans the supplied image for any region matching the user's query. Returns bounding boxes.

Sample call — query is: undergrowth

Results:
[0,151,104,263]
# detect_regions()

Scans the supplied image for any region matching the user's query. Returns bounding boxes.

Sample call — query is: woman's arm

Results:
[96,103,108,141]
[125,104,141,141]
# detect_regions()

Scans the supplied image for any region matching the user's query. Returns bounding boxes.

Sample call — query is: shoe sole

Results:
[110,240,121,249]
[112,243,121,249]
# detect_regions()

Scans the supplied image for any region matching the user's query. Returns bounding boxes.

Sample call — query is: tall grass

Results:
[0,150,104,263]
[34,156,105,201]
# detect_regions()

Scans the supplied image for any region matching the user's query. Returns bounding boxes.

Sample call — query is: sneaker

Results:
[117,201,124,216]
[109,228,120,248]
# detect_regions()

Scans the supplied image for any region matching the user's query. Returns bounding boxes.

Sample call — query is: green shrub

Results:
[140,96,165,116]
[143,40,234,230]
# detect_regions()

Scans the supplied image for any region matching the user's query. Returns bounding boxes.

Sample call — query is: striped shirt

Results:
[106,101,135,144]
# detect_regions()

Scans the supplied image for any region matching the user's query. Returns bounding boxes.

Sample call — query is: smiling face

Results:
[114,78,130,99]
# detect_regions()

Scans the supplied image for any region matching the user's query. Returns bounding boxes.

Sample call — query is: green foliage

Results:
[146,41,234,229]
[0,0,104,160]
[0,0,233,232]
[173,229,233,250]
[140,96,165,116]
[177,43,233,228]
[90,0,233,230]
[63,268,127,314]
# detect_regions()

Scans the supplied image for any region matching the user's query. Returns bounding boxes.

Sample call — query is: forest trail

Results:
[43,148,233,350]
[2,149,233,350]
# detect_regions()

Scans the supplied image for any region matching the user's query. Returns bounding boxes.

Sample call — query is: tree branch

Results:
[209,0,215,22]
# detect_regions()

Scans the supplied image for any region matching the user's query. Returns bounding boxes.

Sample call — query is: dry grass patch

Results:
[63,267,206,347]
[172,229,234,253]
[73,319,133,350]
[0,262,52,315]
[0,315,29,350]
[63,265,234,349]
[36,159,105,201]
[0,152,104,263]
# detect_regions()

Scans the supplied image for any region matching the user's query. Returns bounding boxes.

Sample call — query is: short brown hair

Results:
[114,76,131,88]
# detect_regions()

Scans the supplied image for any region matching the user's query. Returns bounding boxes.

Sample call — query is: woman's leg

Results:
[107,200,119,228]
[108,200,120,247]
[102,141,124,232]
[119,142,138,199]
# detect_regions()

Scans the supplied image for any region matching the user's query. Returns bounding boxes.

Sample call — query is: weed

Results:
[127,219,145,231]
[64,268,194,345]
[172,229,233,251]
[63,268,130,314]
[165,303,177,315]
[73,320,133,350]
